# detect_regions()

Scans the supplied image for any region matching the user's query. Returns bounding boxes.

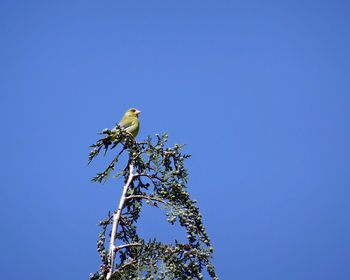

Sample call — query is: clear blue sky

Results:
[1,1,350,279]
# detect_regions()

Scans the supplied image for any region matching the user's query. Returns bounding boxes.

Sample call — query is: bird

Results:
[110,108,141,140]
[96,108,141,149]
[88,108,141,163]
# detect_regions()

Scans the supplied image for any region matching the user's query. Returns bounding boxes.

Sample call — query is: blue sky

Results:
[1,1,350,279]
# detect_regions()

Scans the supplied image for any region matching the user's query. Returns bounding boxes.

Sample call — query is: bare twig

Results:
[106,163,135,280]
[114,242,142,252]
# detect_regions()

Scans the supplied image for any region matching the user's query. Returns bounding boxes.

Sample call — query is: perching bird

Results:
[110,108,141,139]
[88,108,141,163]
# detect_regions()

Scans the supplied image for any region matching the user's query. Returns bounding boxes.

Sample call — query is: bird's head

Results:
[125,108,141,118]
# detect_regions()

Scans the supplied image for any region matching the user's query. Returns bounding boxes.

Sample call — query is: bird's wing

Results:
[119,119,134,129]
[111,117,136,132]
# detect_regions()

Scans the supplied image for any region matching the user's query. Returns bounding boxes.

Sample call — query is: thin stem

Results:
[114,242,142,252]
[134,173,163,181]
[106,163,135,280]
[114,259,138,274]
[126,195,171,206]
[119,222,131,244]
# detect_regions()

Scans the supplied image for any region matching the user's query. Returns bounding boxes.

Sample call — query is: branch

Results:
[126,195,171,206]
[106,163,135,280]
[114,259,138,274]
[134,173,163,181]
[114,242,142,252]
[113,246,178,275]
[91,146,126,183]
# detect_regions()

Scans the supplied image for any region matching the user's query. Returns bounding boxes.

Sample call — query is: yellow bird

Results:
[94,108,141,152]
[88,108,141,164]
[88,108,141,163]
[110,108,141,140]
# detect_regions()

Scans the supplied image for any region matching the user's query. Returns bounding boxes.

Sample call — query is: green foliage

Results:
[89,131,218,280]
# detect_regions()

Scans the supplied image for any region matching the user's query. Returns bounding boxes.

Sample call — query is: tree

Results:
[88,127,219,280]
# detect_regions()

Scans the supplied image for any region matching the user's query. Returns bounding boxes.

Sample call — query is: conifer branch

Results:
[126,194,171,206]
[89,132,219,280]
[114,242,142,252]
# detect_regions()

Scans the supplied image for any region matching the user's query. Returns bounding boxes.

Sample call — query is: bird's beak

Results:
[135,110,141,115]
